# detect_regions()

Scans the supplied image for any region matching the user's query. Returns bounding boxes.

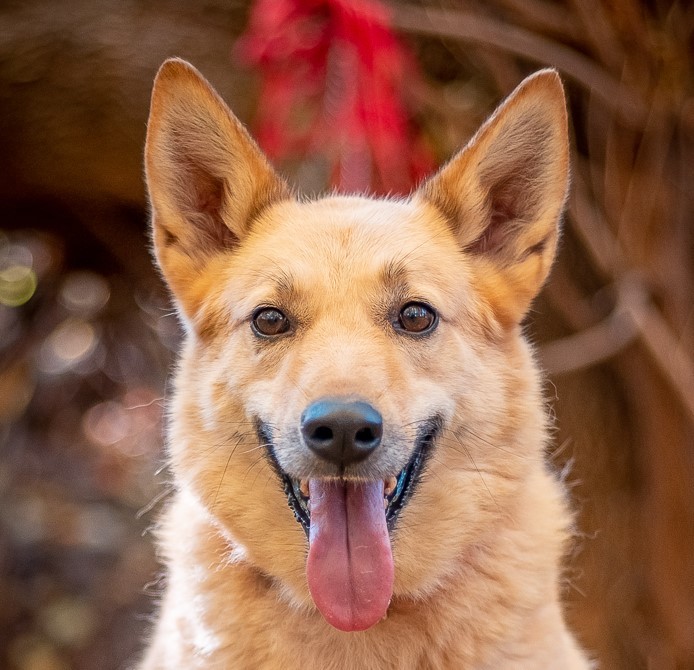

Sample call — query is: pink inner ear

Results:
[466,174,527,255]
[176,156,239,251]
[469,214,508,254]
[194,170,223,217]
[176,154,223,216]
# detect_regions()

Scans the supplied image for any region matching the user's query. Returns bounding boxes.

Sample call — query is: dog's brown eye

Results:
[397,302,437,334]
[252,308,290,337]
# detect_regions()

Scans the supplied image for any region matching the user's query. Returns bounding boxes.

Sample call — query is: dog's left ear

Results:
[417,70,569,328]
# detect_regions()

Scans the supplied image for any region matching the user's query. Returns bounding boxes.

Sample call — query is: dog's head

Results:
[145,59,569,632]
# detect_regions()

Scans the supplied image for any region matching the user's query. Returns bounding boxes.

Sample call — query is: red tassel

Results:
[237,0,434,195]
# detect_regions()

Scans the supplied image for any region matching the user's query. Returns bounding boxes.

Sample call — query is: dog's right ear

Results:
[145,58,290,319]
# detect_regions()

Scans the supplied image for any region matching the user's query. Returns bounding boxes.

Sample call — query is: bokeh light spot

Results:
[0,264,37,307]
[82,401,131,448]
[39,319,98,374]
[59,271,110,315]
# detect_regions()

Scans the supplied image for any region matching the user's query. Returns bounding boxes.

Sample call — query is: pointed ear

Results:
[417,69,569,327]
[145,58,291,318]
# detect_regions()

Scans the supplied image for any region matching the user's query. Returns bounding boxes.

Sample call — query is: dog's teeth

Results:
[384,476,397,497]
[299,479,310,498]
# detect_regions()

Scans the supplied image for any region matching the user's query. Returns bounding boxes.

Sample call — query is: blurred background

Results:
[0,1,692,668]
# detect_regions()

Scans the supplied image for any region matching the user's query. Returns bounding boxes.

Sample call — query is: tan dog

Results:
[138,58,591,669]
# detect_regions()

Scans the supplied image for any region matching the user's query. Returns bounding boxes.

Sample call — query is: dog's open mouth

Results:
[280,419,440,536]
[258,418,440,633]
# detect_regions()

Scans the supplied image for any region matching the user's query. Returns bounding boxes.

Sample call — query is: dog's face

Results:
[145,60,569,632]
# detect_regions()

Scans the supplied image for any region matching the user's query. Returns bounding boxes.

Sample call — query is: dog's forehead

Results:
[222,195,473,321]
[252,195,451,274]
[222,197,478,315]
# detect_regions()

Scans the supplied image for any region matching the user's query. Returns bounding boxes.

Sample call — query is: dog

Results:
[138,57,591,669]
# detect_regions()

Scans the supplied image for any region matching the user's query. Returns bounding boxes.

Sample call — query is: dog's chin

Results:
[257,417,442,537]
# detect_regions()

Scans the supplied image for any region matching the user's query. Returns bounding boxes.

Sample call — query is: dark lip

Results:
[257,417,442,538]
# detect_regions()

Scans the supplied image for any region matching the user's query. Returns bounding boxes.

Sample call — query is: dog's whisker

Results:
[241,455,266,484]
[451,432,502,512]
[212,452,235,509]
[136,485,176,519]
[211,434,248,508]
[199,439,237,457]
[287,377,310,402]
[433,435,516,478]
[240,444,268,455]
[153,461,169,477]
[452,426,533,460]
[419,456,447,487]
[249,459,273,490]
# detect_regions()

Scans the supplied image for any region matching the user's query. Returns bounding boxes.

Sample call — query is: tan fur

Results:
[138,58,591,669]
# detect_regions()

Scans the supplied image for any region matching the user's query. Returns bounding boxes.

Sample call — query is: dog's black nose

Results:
[301,399,383,467]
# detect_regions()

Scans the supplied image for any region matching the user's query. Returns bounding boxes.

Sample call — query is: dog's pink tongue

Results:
[306,480,393,632]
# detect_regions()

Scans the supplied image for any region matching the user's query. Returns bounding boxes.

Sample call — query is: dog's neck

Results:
[142,475,585,670]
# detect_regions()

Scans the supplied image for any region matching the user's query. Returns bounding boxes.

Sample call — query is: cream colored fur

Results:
[138,58,592,669]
